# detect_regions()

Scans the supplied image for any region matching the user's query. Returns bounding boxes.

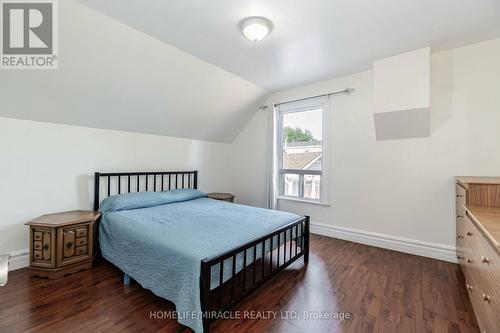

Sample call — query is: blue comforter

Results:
[99,189,300,333]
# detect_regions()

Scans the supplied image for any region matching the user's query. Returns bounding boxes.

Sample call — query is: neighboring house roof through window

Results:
[283,151,322,170]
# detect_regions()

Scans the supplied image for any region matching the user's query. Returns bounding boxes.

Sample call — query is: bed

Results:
[94,171,310,333]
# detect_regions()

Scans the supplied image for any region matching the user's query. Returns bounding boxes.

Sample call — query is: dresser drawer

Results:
[466,274,499,333]
[57,223,92,267]
[456,184,467,214]
[456,232,468,264]
[456,184,467,200]
[457,216,470,264]
[463,217,486,282]
[475,231,500,300]
[457,213,468,241]
[465,276,491,332]
[469,273,500,333]
[459,237,474,283]
[30,227,55,268]
[464,217,498,275]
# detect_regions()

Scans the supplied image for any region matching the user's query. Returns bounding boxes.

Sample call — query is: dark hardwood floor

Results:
[0,235,479,333]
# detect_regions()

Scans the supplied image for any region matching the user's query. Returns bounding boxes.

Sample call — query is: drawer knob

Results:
[466,231,472,236]
[467,258,473,263]
[466,284,473,292]
[481,256,490,264]
[482,293,491,303]
[65,242,73,249]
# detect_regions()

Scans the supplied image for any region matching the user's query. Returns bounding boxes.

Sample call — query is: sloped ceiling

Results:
[77,0,500,90]
[0,0,267,143]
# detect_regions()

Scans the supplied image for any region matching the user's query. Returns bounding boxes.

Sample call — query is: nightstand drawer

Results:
[33,231,43,241]
[57,224,91,267]
[30,227,55,268]
[75,228,87,237]
[33,241,42,251]
[33,251,43,260]
[75,245,88,256]
[76,237,87,246]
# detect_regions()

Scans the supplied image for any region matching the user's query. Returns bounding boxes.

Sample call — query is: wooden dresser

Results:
[26,210,101,279]
[456,177,500,332]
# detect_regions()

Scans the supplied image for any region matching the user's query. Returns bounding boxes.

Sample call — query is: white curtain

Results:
[265,102,278,210]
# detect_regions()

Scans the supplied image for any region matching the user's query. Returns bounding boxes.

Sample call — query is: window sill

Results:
[277,196,330,207]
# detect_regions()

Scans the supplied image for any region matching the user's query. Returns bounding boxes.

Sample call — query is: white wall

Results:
[232,38,500,261]
[0,117,233,268]
[373,47,431,114]
[232,109,270,208]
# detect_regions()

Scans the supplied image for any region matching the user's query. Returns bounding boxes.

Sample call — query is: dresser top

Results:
[466,205,500,254]
[26,210,101,227]
[456,176,500,187]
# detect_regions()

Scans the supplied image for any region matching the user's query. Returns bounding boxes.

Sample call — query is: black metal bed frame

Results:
[94,171,198,211]
[94,171,309,333]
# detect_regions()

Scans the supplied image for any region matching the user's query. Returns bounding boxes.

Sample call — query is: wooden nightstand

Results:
[208,193,235,203]
[26,210,101,279]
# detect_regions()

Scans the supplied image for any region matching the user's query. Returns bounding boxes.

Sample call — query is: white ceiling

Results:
[0,0,266,143]
[78,0,500,91]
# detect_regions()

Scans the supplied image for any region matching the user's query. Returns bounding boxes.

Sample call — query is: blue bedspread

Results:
[99,189,300,333]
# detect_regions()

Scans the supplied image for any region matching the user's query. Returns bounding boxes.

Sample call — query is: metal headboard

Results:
[94,171,198,211]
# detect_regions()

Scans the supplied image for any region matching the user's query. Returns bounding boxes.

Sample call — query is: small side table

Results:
[26,210,101,279]
[208,193,236,203]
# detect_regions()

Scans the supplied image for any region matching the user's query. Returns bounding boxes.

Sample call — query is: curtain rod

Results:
[258,88,354,110]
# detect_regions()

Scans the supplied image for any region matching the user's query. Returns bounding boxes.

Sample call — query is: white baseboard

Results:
[5,224,456,271]
[310,221,457,263]
[8,249,29,271]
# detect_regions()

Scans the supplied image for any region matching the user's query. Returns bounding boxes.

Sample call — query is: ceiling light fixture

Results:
[241,17,272,42]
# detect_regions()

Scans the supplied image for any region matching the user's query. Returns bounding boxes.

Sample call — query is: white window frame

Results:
[276,96,330,205]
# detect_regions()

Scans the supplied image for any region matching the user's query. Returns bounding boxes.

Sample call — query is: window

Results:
[277,96,329,204]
